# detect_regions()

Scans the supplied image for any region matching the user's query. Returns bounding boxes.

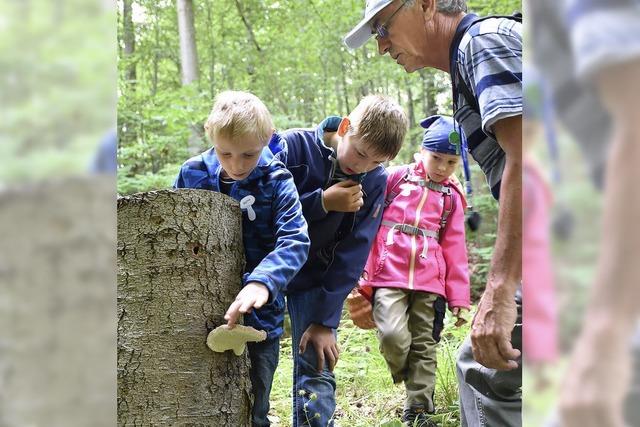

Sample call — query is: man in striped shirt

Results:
[344,1,522,426]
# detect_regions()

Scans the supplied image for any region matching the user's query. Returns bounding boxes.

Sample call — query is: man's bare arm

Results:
[470,114,523,370]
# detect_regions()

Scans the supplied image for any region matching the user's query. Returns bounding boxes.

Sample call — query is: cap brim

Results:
[343,1,392,49]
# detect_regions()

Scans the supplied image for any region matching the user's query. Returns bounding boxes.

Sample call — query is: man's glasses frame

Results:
[373,0,408,40]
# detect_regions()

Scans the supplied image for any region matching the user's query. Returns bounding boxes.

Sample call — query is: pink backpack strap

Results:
[384,165,411,207]
[425,180,459,242]
[440,188,456,237]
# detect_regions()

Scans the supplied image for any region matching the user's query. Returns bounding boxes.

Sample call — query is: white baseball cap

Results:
[343,0,395,49]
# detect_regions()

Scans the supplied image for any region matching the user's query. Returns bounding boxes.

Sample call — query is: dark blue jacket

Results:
[269,117,387,329]
[174,140,310,339]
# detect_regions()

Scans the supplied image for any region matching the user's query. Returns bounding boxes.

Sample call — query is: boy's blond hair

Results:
[204,91,274,144]
[348,95,409,159]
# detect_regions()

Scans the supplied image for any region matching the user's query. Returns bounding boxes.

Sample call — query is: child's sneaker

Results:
[402,404,437,427]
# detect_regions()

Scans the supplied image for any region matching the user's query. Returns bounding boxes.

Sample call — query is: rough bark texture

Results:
[0,177,117,426]
[117,189,251,426]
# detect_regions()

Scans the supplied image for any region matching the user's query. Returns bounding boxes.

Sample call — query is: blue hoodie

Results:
[269,116,387,329]
[174,139,310,339]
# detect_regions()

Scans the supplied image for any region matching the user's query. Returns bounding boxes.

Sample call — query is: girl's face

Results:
[421,149,460,183]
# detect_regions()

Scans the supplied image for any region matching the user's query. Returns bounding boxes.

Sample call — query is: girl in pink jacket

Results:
[359,115,471,425]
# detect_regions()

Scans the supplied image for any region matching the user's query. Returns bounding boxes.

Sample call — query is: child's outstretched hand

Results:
[451,307,470,327]
[225,282,269,328]
[323,180,363,212]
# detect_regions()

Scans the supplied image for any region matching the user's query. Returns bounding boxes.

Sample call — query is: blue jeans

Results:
[456,290,522,427]
[287,288,337,427]
[248,337,280,427]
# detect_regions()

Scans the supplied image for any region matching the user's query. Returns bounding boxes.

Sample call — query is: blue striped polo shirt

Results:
[453,16,522,200]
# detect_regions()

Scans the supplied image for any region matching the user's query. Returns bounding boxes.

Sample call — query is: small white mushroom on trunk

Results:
[206,324,267,356]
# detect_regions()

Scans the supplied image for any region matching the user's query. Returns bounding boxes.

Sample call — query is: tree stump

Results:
[117,189,251,426]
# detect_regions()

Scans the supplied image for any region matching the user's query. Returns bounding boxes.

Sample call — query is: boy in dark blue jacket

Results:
[269,94,408,427]
[174,91,310,427]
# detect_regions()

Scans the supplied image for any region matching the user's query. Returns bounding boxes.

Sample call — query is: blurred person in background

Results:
[522,67,559,391]
[89,129,117,175]
[530,0,640,425]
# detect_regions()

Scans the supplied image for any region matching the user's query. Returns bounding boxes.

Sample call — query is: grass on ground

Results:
[269,308,471,426]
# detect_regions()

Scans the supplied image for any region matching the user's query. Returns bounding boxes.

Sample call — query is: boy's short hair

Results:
[204,91,274,144]
[348,95,409,159]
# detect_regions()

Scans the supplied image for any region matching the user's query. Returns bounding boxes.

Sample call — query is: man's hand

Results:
[299,323,340,372]
[224,282,269,328]
[323,180,363,212]
[470,285,520,370]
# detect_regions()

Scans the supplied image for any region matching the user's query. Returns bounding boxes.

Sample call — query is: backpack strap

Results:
[385,163,468,243]
[422,181,456,241]
[440,188,456,237]
[384,166,411,207]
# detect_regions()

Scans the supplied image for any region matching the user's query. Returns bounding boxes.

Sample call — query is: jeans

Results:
[287,288,337,427]
[248,337,280,427]
[456,291,522,427]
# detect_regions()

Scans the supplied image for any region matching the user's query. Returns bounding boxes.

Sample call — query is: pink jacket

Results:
[360,161,471,309]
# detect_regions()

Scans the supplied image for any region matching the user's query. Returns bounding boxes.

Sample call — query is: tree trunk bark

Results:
[405,76,415,126]
[340,61,351,113]
[176,0,201,155]
[152,6,160,97]
[117,189,252,426]
[122,0,136,87]
[420,69,438,117]
[176,0,200,85]
[206,0,216,99]
[233,0,262,53]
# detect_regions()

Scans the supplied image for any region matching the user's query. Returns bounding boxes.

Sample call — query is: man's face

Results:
[372,0,431,72]
[421,149,460,182]
[213,134,265,181]
[337,133,389,175]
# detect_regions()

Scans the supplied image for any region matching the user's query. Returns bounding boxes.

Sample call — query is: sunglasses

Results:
[372,0,408,39]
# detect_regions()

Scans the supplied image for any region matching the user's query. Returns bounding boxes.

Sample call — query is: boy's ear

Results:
[337,117,351,137]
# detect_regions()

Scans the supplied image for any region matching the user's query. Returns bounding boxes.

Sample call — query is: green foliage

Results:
[117,0,520,195]
[1,0,116,182]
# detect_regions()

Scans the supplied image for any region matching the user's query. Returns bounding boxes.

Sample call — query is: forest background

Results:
[117,1,520,425]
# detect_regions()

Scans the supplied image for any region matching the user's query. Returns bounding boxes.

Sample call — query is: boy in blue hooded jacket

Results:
[269,94,408,427]
[174,91,310,427]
